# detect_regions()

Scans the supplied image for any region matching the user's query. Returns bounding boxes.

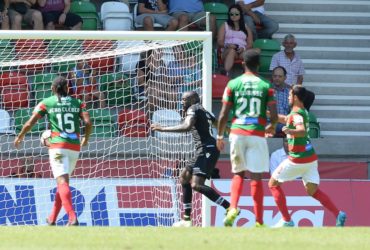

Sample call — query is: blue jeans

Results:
[243,11,279,40]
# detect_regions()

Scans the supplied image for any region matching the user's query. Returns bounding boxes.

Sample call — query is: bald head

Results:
[182,91,200,111]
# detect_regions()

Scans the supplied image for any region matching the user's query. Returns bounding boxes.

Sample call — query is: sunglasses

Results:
[229,13,240,16]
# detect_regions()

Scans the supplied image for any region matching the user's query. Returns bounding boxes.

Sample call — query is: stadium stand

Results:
[101,1,133,31]
[70,1,100,30]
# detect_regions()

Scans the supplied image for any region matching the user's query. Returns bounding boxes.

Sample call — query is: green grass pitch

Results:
[0,227,369,250]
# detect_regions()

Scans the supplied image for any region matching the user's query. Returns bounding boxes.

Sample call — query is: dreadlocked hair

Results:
[52,76,68,102]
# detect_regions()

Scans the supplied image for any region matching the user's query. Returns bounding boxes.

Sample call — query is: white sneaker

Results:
[172,220,192,227]
[272,218,295,228]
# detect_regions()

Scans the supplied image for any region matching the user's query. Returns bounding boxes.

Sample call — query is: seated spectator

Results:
[168,0,216,36]
[269,137,288,175]
[69,60,106,108]
[1,0,10,29]
[8,0,43,30]
[236,0,278,40]
[37,0,82,30]
[271,66,290,136]
[217,4,253,76]
[270,34,305,86]
[136,0,178,31]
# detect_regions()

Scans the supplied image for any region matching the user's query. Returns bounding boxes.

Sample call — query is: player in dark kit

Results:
[151,91,230,227]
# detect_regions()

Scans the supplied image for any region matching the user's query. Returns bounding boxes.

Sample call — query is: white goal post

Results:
[0,30,213,227]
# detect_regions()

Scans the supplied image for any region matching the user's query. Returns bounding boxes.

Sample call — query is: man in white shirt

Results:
[236,0,279,40]
[269,137,288,174]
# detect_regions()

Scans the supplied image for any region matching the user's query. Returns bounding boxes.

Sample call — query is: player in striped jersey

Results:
[14,76,92,226]
[217,49,278,227]
[268,85,346,227]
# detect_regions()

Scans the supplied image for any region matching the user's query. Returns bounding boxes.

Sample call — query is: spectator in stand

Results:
[37,0,82,30]
[8,0,43,30]
[69,60,106,109]
[269,137,288,175]
[217,4,253,76]
[168,0,216,36]
[1,0,10,29]
[270,34,305,86]
[271,66,290,136]
[236,0,278,40]
[136,0,178,31]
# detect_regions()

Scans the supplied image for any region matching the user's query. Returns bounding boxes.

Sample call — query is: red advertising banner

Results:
[209,180,370,227]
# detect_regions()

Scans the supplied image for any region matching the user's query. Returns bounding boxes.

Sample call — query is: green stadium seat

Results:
[70,1,100,30]
[307,112,320,138]
[47,40,81,73]
[88,108,116,137]
[0,40,14,71]
[253,39,281,73]
[204,2,228,30]
[35,89,53,104]
[99,72,132,107]
[33,73,58,91]
[14,108,46,134]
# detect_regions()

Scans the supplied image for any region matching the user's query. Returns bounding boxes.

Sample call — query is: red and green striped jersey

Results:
[33,95,87,151]
[222,72,276,137]
[286,108,318,163]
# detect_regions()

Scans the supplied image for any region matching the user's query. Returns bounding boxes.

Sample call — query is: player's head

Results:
[289,85,306,107]
[243,48,260,72]
[182,91,200,111]
[52,76,69,101]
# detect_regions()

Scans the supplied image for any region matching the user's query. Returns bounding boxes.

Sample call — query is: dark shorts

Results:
[187,145,220,179]
[42,11,82,28]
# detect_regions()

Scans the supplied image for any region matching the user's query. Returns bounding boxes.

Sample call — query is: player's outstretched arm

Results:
[151,116,195,133]
[14,113,39,148]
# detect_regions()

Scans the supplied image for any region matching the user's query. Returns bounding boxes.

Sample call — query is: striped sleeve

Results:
[267,87,276,105]
[222,86,233,105]
[33,102,47,118]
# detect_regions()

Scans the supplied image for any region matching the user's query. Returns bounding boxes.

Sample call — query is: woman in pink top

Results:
[217,4,253,75]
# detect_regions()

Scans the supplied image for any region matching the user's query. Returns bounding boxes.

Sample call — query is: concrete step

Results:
[266,0,370,12]
[310,105,370,119]
[320,130,370,137]
[304,69,370,83]
[277,23,370,35]
[304,82,370,96]
[313,95,370,106]
[267,11,370,25]
[303,59,370,70]
[273,34,370,48]
[319,118,370,132]
[295,47,370,60]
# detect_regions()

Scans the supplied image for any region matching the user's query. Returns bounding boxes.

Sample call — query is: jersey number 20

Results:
[236,97,261,118]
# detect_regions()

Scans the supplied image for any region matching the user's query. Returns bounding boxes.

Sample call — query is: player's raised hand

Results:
[151,124,163,131]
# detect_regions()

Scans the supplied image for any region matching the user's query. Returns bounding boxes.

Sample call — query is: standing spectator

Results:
[70,60,106,108]
[136,0,178,31]
[236,0,278,40]
[1,0,10,29]
[270,34,305,86]
[168,0,216,36]
[8,0,43,30]
[217,49,278,227]
[271,66,290,136]
[37,0,82,30]
[14,76,92,226]
[268,85,347,227]
[269,137,288,175]
[217,4,253,76]
[151,91,230,227]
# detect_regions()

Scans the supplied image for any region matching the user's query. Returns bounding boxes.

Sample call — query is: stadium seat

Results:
[34,89,53,104]
[152,109,181,138]
[118,108,149,137]
[308,112,320,138]
[203,2,228,30]
[0,40,15,72]
[133,3,163,30]
[47,40,81,72]
[99,72,132,107]
[15,39,48,72]
[14,108,46,134]
[253,39,281,72]
[0,71,28,89]
[0,109,14,134]
[116,41,145,74]
[33,73,58,91]
[89,108,116,137]
[1,86,29,110]
[101,1,133,31]
[70,1,100,30]
[82,40,116,73]
[212,74,229,99]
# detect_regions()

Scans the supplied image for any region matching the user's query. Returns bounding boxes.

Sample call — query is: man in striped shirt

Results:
[268,85,347,227]
[217,49,278,227]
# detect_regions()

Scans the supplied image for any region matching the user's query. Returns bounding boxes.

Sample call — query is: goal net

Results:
[0,31,213,226]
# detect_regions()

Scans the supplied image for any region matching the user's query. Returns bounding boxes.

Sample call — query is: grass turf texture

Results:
[0,227,369,250]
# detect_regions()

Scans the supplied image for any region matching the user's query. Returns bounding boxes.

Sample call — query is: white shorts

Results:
[272,159,320,185]
[229,134,269,173]
[49,148,79,178]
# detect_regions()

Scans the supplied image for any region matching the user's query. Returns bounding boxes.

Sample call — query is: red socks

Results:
[251,180,264,224]
[58,182,76,222]
[48,191,62,223]
[230,175,244,209]
[270,185,291,222]
[312,189,339,217]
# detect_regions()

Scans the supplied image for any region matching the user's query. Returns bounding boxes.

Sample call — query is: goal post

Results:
[0,30,213,227]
